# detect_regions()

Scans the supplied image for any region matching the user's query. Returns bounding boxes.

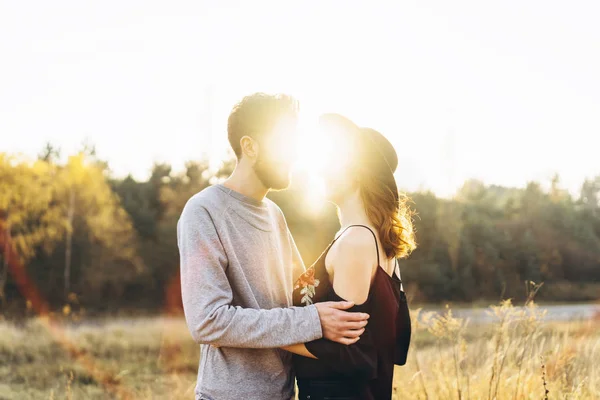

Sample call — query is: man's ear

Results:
[240,136,258,160]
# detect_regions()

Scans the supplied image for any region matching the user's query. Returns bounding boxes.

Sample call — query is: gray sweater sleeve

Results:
[290,230,306,282]
[178,203,323,348]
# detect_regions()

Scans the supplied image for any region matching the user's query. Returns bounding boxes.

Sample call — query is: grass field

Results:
[1,301,599,399]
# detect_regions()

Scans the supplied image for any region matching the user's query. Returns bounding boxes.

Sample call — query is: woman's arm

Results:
[327,229,375,305]
[282,229,379,375]
[281,343,317,359]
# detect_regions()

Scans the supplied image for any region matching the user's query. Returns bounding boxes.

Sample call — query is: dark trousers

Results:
[297,378,371,400]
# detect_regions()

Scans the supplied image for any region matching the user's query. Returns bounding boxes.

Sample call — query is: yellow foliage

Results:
[0,151,142,284]
[0,153,61,263]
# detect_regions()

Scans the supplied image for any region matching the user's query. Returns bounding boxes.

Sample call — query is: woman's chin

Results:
[323,191,341,206]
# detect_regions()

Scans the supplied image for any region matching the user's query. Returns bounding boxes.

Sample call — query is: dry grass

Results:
[1,301,599,399]
[0,316,199,400]
[399,302,600,400]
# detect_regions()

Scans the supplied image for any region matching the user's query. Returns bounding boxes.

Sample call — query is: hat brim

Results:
[318,113,398,174]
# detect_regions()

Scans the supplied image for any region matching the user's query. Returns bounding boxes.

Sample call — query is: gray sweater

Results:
[177,184,323,400]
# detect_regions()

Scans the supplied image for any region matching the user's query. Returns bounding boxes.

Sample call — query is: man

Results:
[177,93,370,400]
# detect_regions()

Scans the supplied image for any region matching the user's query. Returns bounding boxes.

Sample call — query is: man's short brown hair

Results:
[227,93,299,159]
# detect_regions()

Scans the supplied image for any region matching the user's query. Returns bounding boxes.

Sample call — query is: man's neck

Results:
[337,190,371,229]
[222,163,269,203]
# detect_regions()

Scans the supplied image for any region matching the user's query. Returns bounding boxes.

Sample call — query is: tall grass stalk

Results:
[411,308,431,400]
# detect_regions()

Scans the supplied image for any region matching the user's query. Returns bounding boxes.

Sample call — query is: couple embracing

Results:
[177,92,416,400]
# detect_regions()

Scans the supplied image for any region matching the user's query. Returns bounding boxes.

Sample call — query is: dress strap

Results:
[333,224,380,266]
[395,258,404,291]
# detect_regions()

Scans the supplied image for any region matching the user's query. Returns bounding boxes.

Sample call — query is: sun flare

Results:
[293,112,335,211]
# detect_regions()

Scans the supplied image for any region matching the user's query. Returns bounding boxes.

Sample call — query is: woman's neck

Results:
[337,190,372,229]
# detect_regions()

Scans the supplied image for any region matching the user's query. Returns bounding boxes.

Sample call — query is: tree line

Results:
[1,145,599,316]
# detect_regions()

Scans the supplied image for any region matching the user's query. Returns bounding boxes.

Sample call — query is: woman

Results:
[282,113,416,400]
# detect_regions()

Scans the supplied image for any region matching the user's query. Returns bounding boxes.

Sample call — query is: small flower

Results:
[294,268,320,305]
[295,268,314,289]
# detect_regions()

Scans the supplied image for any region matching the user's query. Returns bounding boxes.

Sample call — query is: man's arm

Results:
[178,200,322,348]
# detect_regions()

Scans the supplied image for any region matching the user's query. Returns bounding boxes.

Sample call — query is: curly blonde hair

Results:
[355,128,417,259]
[360,179,416,259]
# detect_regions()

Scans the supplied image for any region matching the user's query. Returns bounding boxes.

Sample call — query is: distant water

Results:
[419,303,600,324]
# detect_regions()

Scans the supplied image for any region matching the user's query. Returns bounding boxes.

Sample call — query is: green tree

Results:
[52,153,142,300]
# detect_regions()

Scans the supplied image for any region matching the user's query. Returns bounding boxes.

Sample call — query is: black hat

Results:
[359,127,398,173]
[318,113,398,174]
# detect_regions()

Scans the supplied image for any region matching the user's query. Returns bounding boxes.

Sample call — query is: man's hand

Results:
[314,301,369,345]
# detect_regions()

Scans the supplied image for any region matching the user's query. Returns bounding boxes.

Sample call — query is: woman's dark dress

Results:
[292,225,411,400]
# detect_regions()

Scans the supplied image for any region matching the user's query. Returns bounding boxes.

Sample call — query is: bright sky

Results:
[1,1,599,197]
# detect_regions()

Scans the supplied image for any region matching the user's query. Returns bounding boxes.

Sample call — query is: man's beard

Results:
[253,155,291,191]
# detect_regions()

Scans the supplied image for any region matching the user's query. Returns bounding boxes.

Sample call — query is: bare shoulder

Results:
[329,226,378,267]
[327,227,378,304]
